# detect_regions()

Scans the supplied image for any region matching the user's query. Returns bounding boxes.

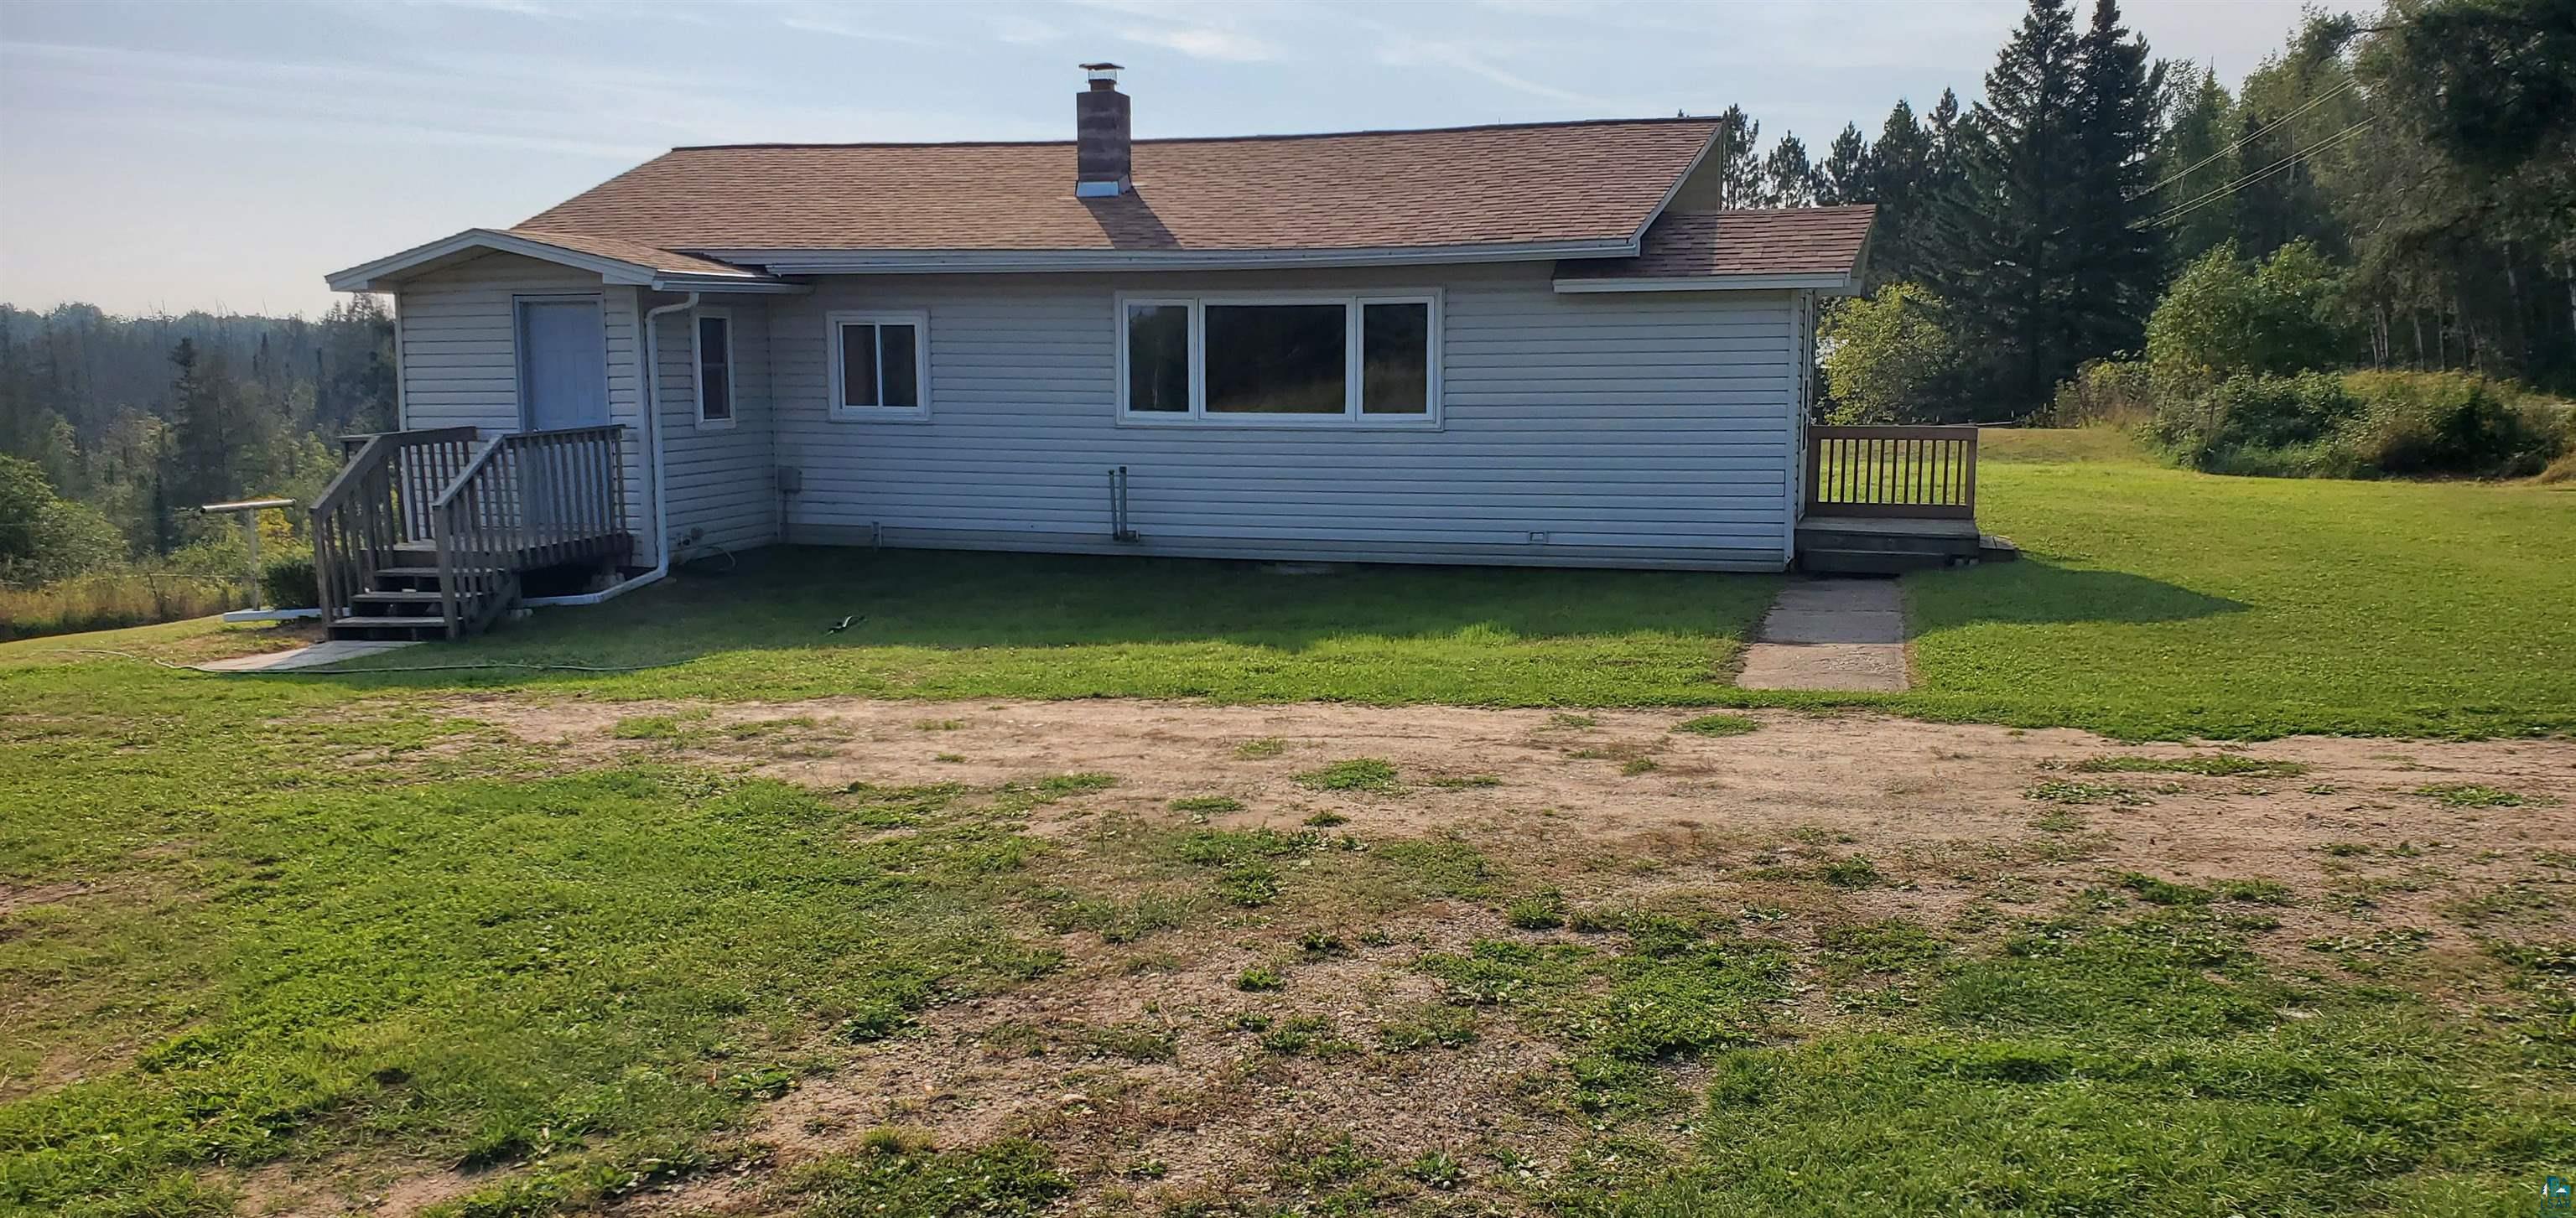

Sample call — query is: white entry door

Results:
[517,297,609,432]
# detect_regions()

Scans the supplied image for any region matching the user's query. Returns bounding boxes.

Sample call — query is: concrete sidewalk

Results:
[196,640,418,672]
[1734,578,1910,692]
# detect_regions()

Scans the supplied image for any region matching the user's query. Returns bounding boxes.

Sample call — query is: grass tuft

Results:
[1294,758,1400,792]
[1675,713,1760,737]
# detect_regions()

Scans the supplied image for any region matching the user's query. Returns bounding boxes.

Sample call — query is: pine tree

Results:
[1922,0,2088,411]
[1869,100,1937,282]
[1761,134,1820,206]
[1709,105,1766,207]
[1818,123,1873,205]
[2066,0,2166,360]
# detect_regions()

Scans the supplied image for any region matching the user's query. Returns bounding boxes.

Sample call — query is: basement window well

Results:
[1115,291,1439,427]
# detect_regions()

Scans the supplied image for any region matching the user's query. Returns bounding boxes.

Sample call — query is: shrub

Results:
[2144,241,2350,389]
[259,549,318,609]
[2336,371,2564,478]
[2144,371,2357,475]
[1819,283,1977,423]
[0,454,125,583]
[2042,360,2154,428]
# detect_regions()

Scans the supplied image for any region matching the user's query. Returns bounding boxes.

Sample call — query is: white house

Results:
[317,66,1900,640]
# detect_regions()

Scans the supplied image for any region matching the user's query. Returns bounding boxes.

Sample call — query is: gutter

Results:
[522,290,700,608]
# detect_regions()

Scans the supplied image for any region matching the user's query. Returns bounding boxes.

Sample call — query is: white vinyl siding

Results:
[761,262,1797,570]
[652,300,776,553]
[390,252,656,562]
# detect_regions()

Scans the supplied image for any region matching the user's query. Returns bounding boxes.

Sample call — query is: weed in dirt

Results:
[1234,738,1289,759]
[782,1137,1067,1217]
[1568,904,1632,933]
[2438,883,2565,928]
[1215,862,1282,907]
[1505,890,1568,930]
[1174,827,1322,866]
[2321,842,2373,857]
[1549,713,1599,728]
[1379,1003,1480,1051]
[1820,855,1882,889]
[2212,879,2293,905]
[1296,757,1400,792]
[2305,928,2434,973]
[841,780,969,827]
[2116,873,2212,906]
[1675,713,1760,737]
[1297,929,1348,958]
[1259,1013,1356,1056]
[1235,966,1285,992]
[933,752,966,764]
[1621,758,1661,775]
[2070,754,2309,777]
[1425,774,1503,789]
[1818,919,1951,980]
[1302,811,1350,827]
[1044,892,1200,944]
[2026,780,2151,806]
[2032,809,2089,834]
[2412,783,2532,808]
[1170,796,1244,815]
[611,710,708,739]
[913,718,964,731]
[1406,1150,1466,1189]
[1374,837,1502,898]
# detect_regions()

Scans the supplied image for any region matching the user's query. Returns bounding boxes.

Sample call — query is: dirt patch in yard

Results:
[426,697,2576,1215]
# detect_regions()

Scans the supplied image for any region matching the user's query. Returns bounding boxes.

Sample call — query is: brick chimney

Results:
[1075,62,1130,198]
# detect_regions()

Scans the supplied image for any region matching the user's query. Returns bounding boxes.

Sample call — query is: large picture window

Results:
[1115,292,1439,426]
[827,310,929,420]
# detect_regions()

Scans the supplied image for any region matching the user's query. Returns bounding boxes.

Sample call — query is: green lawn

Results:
[1897,431,2576,738]
[172,428,2560,739]
[5,436,2573,1215]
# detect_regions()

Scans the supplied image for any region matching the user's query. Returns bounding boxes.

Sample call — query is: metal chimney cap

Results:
[1081,62,1123,82]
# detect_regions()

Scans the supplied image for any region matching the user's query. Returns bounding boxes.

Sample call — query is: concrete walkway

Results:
[1734,578,1911,692]
[196,640,418,672]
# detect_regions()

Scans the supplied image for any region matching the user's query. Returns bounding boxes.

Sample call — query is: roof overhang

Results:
[325,228,799,294]
[1552,271,1860,294]
[699,237,1641,277]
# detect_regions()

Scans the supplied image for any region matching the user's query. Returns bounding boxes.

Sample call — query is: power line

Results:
[2133,77,2360,202]
[2141,115,2375,230]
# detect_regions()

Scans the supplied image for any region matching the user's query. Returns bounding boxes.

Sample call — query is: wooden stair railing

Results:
[309,428,479,625]
[1804,425,1980,521]
[426,425,630,638]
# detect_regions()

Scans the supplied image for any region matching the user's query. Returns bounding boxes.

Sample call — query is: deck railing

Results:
[309,428,479,624]
[1804,425,1980,521]
[427,425,628,636]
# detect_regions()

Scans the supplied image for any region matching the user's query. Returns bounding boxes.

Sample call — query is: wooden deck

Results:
[311,426,633,640]
[1797,426,2012,573]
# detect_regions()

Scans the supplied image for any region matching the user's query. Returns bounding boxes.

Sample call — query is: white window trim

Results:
[826,308,932,422]
[1113,288,1442,429]
[691,307,736,430]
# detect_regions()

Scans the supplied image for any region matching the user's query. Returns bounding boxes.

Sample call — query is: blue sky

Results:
[0,0,2357,317]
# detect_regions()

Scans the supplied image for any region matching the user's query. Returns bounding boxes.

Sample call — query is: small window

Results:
[1114,292,1439,427]
[693,310,734,427]
[828,310,929,419]
[1124,301,1191,412]
[1360,302,1430,415]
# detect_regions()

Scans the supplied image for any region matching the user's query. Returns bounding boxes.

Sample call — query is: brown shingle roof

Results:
[504,229,765,277]
[1556,206,1877,282]
[517,118,1721,254]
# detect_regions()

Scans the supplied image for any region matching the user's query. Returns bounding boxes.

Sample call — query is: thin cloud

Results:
[989,15,1063,45]
[1118,25,1275,62]
[777,14,943,47]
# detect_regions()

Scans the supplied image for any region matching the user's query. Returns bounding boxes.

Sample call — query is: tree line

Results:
[1732,0,2574,422]
[0,299,395,580]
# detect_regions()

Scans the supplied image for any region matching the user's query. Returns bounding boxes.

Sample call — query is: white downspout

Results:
[524,289,699,607]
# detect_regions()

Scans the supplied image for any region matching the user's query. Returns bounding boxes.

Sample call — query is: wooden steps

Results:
[1795,517,2018,576]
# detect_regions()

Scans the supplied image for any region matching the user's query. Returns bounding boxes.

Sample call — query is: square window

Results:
[829,313,928,417]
